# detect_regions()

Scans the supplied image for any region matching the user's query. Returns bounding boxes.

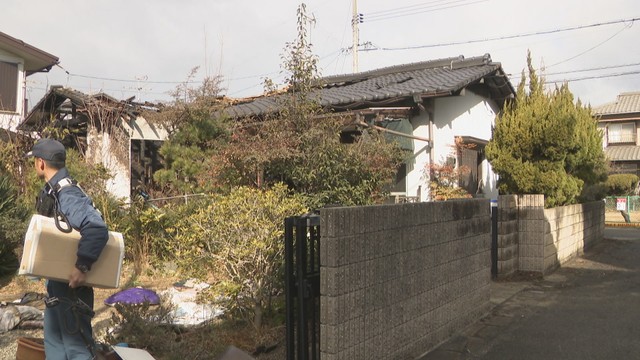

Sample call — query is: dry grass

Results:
[0,262,287,359]
[605,209,640,224]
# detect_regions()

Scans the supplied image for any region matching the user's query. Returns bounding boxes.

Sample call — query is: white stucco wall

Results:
[0,48,26,131]
[405,91,500,202]
[86,129,130,201]
[85,117,166,202]
[404,110,431,201]
[121,116,168,141]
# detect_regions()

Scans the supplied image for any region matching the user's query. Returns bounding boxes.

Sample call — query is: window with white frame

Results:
[0,60,19,112]
[608,123,636,144]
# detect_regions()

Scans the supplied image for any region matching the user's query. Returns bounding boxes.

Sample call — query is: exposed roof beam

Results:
[355,120,429,143]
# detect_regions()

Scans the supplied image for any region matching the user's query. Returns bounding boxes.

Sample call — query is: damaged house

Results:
[223,54,516,202]
[17,54,515,203]
[18,86,167,200]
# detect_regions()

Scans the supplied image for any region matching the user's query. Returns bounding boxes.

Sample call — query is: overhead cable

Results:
[361,17,640,51]
[364,0,489,23]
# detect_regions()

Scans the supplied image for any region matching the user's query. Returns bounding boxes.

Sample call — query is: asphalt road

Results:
[420,226,640,360]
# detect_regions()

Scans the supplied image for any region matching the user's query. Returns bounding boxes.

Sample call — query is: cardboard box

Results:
[19,214,124,289]
[113,346,157,360]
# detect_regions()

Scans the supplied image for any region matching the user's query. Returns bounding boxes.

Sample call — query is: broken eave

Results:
[19,86,141,131]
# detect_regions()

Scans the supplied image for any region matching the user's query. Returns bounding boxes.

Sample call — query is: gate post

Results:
[285,217,295,360]
[285,214,321,360]
[491,199,498,278]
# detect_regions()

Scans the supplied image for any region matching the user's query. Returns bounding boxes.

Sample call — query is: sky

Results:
[3,0,640,109]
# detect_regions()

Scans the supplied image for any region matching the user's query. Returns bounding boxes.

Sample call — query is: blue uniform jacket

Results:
[42,168,109,270]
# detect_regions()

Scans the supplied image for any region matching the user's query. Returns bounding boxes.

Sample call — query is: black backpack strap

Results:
[45,177,77,233]
[48,177,104,227]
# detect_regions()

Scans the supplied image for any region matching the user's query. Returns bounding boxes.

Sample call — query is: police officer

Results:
[27,138,108,359]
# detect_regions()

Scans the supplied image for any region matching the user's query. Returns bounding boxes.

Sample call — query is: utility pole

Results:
[352,0,359,73]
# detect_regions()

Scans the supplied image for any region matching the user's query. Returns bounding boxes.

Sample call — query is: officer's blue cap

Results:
[25,138,66,162]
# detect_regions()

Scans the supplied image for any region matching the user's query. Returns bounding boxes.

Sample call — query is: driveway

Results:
[420,226,640,359]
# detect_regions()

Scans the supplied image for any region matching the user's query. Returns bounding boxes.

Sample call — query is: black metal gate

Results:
[491,200,498,278]
[285,214,321,360]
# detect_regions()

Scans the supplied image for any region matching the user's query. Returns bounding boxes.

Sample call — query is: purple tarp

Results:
[104,288,160,306]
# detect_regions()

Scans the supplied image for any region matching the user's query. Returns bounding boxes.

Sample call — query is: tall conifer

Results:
[486,52,607,207]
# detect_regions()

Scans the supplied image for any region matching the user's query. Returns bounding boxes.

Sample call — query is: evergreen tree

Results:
[146,70,229,195]
[485,52,607,207]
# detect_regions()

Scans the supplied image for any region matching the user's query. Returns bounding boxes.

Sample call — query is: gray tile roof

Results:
[605,145,640,161]
[593,92,640,116]
[223,53,514,118]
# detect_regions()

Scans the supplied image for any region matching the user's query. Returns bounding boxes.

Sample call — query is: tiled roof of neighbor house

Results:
[593,92,640,116]
[223,53,514,118]
[605,145,640,161]
[0,31,58,74]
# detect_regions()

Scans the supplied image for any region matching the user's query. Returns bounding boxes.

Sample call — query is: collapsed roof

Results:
[19,86,160,131]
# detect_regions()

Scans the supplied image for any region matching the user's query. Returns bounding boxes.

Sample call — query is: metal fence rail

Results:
[605,196,640,223]
[285,214,321,360]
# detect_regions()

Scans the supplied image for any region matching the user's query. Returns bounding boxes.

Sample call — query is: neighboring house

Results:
[18,86,167,200]
[0,31,58,132]
[593,92,640,176]
[223,54,515,202]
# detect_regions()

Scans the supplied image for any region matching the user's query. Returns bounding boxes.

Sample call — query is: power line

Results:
[59,68,280,85]
[544,62,640,76]
[363,0,489,23]
[45,18,639,97]
[65,72,199,84]
[37,49,344,99]
[545,23,632,69]
[361,17,640,51]
[28,15,640,101]
[27,85,172,97]
[365,0,472,16]
[546,70,640,84]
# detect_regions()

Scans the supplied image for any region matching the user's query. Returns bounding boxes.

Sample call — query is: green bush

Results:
[0,173,30,276]
[171,183,307,328]
[605,173,639,196]
[485,52,607,208]
[579,183,607,202]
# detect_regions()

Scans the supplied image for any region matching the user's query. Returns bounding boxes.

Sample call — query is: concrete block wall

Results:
[319,199,491,360]
[542,201,605,273]
[517,195,546,273]
[495,195,519,277]
[495,195,605,276]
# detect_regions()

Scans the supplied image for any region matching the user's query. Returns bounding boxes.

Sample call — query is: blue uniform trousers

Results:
[44,280,96,360]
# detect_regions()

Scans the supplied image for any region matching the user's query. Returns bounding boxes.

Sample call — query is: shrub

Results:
[485,52,607,208]
[105,301,178,354]
[579,183,607,202]
[605,173,639,196]
[425,142,473,201]
[171,184,307,328]
[0,173,30,276]
[105,299,258,359]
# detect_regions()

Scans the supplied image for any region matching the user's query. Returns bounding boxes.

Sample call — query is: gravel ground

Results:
[1,273,287,359]
[0,286,116,360]
[0,327,43,359]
